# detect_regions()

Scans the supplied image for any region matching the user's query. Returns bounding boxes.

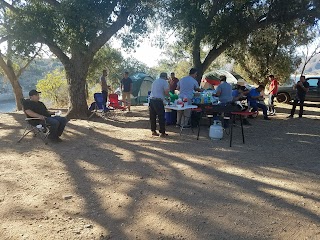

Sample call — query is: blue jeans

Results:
[251,102,268,118]
[268,94,276,112]
[46,116,68,139]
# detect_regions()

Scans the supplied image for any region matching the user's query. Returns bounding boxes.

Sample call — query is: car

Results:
[276,76,320,103]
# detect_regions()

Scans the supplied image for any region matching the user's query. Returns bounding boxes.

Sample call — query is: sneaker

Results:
[175,124,181,128]
[287,115,293,118]
[264,117,271,120]
[152,131,159,136]
[160,133,168,138]
[181,125,191,129]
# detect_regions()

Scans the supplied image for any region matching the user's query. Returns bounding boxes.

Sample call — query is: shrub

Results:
[36,69,68,107]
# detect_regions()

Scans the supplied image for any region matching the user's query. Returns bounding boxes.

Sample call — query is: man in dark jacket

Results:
[24,90,68,142]
[287,75,309,118]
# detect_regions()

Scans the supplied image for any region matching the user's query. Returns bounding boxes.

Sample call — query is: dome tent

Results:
[129,72,154,105]
[201,70,244,89]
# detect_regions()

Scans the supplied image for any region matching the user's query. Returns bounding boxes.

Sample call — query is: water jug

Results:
[209,120,223,140]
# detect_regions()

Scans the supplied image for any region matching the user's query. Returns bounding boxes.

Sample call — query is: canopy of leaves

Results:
[87,45,152,89]
[228,23,311,84]
[3,0,159,60]
[162,0,320,75]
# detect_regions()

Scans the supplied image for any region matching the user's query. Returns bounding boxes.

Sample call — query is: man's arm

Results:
[24,109,46,120]
[298,82,309,92]
[130,82,133,93]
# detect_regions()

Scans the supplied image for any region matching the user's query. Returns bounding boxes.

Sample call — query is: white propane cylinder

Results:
[209,120,223,140]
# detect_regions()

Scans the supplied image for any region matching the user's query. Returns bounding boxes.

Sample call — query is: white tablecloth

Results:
[165,104,198,111]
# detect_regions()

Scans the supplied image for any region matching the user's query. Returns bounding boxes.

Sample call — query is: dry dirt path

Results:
[0,104,319,240]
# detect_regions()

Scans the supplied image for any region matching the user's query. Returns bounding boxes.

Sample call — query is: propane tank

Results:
[209,120,223,140]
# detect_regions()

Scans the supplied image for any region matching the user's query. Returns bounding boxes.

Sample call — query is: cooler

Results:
[165,109,177,125]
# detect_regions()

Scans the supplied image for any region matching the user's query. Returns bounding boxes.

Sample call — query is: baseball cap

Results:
[29,89,41,96]
[236,79,248,86]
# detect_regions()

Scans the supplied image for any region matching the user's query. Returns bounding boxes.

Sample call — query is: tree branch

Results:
[17,44,43,78]
[88,9,130,59]
[41,0,60,7]
[0,35,8,44]
[0,0,16,12]
[38,37,70,67]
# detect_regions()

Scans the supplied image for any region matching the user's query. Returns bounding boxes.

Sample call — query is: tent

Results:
[130,72,154,105]
[201,70,244,89]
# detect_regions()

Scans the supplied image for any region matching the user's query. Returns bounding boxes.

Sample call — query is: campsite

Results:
[1,103,320,239]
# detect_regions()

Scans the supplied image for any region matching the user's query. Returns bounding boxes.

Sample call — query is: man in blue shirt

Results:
[176,68,203,127]
[213,75,233,104]
[248,85,271,120]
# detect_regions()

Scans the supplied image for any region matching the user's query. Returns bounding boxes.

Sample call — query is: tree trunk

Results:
[11,77,24,111]
[64,57,91,119]
[0,56,24,111]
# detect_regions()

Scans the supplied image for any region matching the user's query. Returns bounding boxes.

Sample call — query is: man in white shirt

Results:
[176,68,203,127]
[149,72,170,137]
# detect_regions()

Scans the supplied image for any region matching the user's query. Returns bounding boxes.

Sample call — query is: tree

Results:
[0,9,41,110]
[163,0,320,81]
[87,45,152,91]
[228,23,308,85]
[0,0,159,118]
[300,38,320,75]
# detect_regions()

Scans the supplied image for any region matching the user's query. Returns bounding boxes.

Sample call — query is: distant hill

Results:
[0,58,62,94]
[299,54,320,75]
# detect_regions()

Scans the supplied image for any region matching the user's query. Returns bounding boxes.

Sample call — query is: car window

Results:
[307,78,320,87]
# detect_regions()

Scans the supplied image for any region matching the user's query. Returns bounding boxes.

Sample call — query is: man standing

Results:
[176,68,202,127]
[268,75,278,115]
[149,72,170,137]
[100,69,110,106]
[169,72,179,94]
[288,75,309,118]
[24,90,68,142]
[248,85,271,120]
[121,71,133,111]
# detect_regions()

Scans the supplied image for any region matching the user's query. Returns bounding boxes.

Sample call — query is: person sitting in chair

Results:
[247,85,271,120]
[24,90,68,142]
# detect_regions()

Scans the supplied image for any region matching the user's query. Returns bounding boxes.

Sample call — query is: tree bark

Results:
[11,78,24,111]
[0,55,24,110]
[64,56,91,119]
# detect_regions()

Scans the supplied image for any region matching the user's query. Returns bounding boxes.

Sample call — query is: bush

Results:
[36,69,68,107]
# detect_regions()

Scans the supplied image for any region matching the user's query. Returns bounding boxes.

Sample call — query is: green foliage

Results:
[87,45,153,90]
[36,69,68,107]
[162,0,320,78]
[228,24,308,84]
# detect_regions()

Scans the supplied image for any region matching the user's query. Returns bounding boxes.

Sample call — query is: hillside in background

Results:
[300,54,320,75]
[0,58,62,94]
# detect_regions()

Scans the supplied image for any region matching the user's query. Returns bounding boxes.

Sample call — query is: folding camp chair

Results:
[18,118,50,144]
[88,92,111,119]
[18,99,50,144]
[108,93,127,111]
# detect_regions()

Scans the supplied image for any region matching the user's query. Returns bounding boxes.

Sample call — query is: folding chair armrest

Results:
[25,117,42,121]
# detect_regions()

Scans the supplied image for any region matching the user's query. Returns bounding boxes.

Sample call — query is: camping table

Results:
[165,104,198,135]
[229,111,257,147]
[195,103,242,140]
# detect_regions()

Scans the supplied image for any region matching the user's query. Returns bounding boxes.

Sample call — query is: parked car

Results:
[276,76,320,103]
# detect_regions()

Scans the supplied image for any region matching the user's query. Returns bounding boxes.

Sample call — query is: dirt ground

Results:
[0,103,320,240]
